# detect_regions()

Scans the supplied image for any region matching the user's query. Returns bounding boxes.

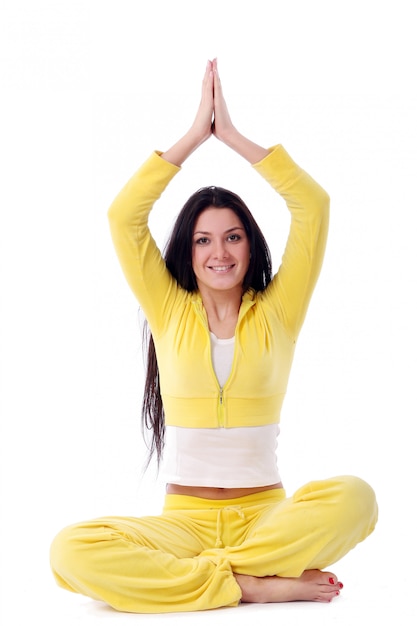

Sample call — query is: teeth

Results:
[211,265,232,271]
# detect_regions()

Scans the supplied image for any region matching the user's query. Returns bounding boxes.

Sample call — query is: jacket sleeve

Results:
[253,145,330,340]
[107,151,182,337]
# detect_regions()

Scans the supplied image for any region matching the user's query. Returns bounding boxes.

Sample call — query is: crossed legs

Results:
[50,476,377,612]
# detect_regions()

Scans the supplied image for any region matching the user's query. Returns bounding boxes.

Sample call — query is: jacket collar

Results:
[191,288,256,317]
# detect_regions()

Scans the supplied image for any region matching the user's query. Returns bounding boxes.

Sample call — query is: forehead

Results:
[193,207,243,232]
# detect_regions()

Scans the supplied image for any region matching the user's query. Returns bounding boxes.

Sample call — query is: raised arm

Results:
[253,146,330,340]
[210,59,329,337]
[107,62,218,334]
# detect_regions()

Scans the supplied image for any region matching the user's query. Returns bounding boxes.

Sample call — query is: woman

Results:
[50,60,377,613]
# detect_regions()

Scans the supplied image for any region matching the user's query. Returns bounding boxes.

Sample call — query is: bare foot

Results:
[234,569,343,604]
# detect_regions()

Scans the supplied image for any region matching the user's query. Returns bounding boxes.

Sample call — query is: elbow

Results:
[319,186,330,212]
[316,187,330,222]
[313,188,330,240]
[107,206,118,240]
[107,198,127,233]
[107,199,118,224]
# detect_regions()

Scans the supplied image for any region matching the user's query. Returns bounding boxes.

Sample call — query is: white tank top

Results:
[162,333,281,487]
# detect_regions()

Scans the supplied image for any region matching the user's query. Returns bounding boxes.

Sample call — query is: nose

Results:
[213,238,228,259]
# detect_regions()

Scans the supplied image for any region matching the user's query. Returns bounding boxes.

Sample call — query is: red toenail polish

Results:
[336,591,340,596]
[338,582,344,589]
[329,577,335,585]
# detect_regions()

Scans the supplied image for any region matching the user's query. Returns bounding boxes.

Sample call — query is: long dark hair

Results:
[142,186,273,468]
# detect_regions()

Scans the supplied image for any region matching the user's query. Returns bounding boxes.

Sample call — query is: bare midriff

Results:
[166,482,283,500]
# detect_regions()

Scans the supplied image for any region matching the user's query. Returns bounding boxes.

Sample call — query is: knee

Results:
[295,475,378,536]
[333,475,378,535]
[50,524,78,578]
[50,522,93,583]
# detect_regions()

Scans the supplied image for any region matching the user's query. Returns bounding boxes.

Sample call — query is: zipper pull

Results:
[218,387,225,427]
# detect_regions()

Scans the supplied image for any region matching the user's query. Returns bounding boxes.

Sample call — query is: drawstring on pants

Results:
[215,506,246,548]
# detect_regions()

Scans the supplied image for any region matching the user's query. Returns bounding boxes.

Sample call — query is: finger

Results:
[212,60,223,97]
[202,60,212,85]
[201,64,214,96]
[206,59,214,78]
[213,58,219,79]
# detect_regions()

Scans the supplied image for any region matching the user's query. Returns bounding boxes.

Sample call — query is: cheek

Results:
[241,244,251,268]
[191,248,201,272]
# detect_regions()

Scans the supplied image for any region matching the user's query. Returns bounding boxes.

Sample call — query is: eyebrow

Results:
[193,226,245,235]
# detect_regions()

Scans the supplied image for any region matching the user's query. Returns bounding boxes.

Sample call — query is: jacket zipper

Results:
[218,386,225,427]
[193,295,255,428]
[194,301,227,428]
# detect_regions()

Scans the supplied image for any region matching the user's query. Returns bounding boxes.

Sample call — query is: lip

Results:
[208,264,235,272]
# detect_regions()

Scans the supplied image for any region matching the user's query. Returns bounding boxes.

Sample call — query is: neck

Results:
[199,285,242,316]
[198,285,243,338]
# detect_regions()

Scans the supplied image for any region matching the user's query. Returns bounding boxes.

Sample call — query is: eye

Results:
[227,233,242,242]
[195,237,209,245]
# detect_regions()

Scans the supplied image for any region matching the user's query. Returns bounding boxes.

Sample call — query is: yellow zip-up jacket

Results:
[108,145,329,429]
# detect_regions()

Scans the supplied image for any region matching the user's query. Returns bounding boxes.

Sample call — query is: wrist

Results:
[185,126,211,149]
[218,130,269,164]
[161,129,210,167]
[216,125,239,147]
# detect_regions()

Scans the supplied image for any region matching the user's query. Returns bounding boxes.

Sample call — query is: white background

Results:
[0,1,416,624]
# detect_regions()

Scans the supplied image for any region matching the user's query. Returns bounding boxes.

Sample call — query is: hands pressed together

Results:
[161,59,268,167]
[192,58,235,146]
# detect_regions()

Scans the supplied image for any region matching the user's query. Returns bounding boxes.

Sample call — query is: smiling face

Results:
[192,207,251,296]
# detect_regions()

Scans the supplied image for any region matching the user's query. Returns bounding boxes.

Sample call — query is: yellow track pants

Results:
[50,475,377,613]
